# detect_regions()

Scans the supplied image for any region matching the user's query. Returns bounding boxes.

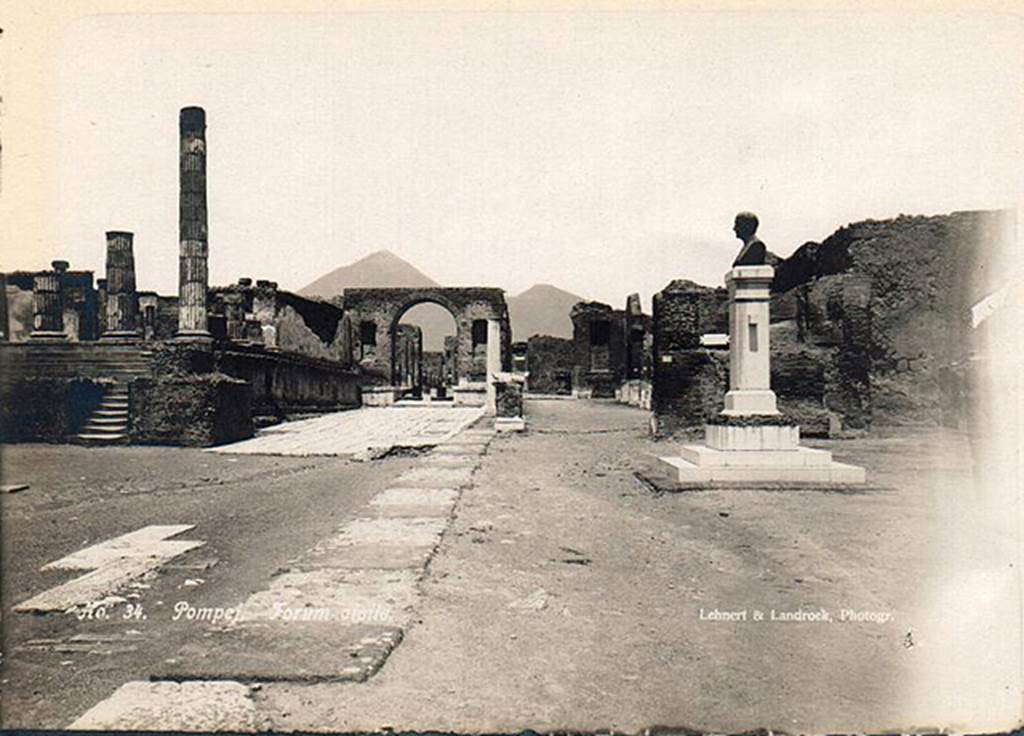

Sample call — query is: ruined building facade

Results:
[0,107,362,447]
[564,294,652,405]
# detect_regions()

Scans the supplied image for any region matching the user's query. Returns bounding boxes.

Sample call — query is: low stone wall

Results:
[526,335,574,395]
[129,374,253,447]
[616,379,652,410]
[0,377,106,442]
[651,349,727,436]
[213,346,362,419]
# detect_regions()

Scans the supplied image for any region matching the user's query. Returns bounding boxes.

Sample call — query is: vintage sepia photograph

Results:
[1,2,1023,733]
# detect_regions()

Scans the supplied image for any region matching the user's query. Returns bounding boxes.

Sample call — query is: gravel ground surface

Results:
[263,400,1019,734]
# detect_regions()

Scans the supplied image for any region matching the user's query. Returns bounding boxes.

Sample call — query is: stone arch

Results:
[339,287,511,390]
[388,295,459,389]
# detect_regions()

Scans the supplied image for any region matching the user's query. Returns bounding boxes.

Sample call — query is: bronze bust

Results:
[732,211,767,266]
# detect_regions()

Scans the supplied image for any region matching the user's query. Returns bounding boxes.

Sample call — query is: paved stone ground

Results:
[7,401,1019,733]
[0,440,450,728]
[66,425,497,729]
[209,406,484,456]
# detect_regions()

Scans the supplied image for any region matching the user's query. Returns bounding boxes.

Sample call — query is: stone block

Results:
[495,416,525,432]
[452,383,486,407]
[722,388,779,415]
[361,386,400,406]
[678,444,831,467]
[705,423,800,451]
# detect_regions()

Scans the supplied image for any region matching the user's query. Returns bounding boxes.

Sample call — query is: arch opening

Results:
[390,299,459,400]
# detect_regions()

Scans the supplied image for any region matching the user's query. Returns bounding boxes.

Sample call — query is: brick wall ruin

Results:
[526,335,574,394]
[647,210,1011,435]
[570,301,628,398]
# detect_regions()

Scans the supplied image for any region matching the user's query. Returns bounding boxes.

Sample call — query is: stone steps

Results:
[0,344,154,383]
[76,384,130,445]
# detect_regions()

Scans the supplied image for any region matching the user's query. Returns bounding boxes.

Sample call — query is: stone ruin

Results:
[1,105,526,446]
[520,293,654,405]
[337,286,511,409]
[513,208,1010,445]
[0,108,364,446]
[644,209,1012,437]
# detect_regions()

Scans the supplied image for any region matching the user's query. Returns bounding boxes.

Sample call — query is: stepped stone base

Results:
[659,445,865,484]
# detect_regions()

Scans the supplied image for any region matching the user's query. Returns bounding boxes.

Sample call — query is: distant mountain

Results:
[507,283,584,342]
[299,250,451,348]
[298,249,439,298]
[298,253,583,348]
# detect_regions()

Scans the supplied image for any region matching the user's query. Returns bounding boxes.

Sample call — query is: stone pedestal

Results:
[658,263,865,486]
[722,265,777,416]
[493,371,526,432]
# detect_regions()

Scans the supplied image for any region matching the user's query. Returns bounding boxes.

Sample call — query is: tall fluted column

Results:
[103,230,140,338]
[177,106,210,338]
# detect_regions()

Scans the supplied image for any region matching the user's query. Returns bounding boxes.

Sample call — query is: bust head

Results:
[733,211,759,242]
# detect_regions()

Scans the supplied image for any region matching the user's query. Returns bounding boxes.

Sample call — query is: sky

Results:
[37,10,1024,309]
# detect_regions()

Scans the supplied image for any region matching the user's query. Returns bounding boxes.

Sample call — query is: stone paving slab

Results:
[234,568,419,625]
[395,466,477,488]
[68,681,267,731]
[441,432,495,445]
[291,543,435,570]
[69,422,484,713]
[158,624,404,683]
[419,454,482,468]
[43,524,199,570]
[365,487,461,519]
[326,517,450,546]
[208,407,484,457]
[18,525,205,613]
[370,487,460,508]
[432,443,488,455]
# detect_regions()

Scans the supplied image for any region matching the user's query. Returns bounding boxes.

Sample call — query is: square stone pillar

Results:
[29,266,68,341]
[722,265,778,416]
[485,317,502,414]
[102,230,141,339]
